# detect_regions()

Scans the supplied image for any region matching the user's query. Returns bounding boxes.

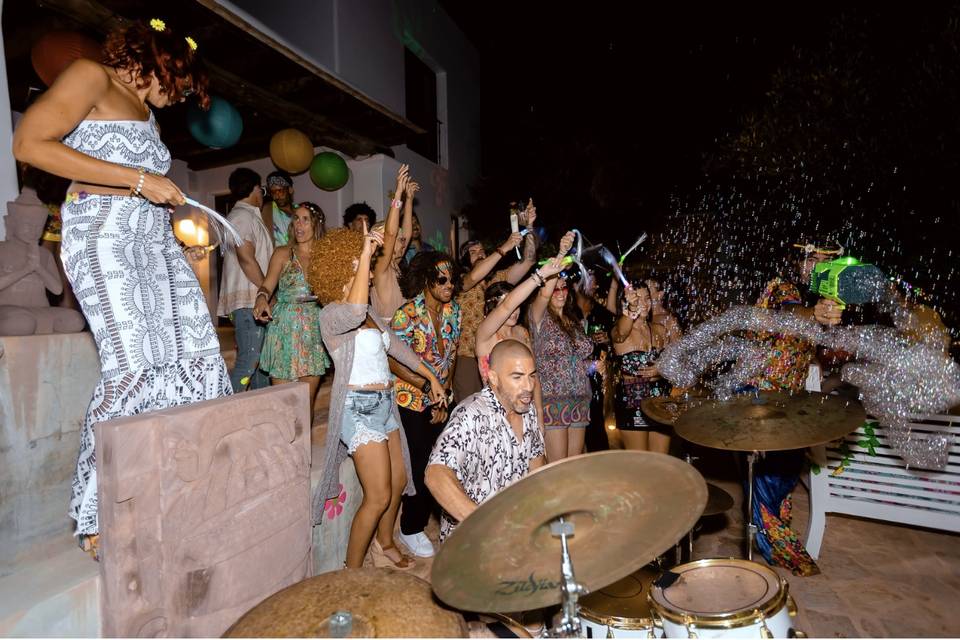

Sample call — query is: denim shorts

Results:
[340,389,400,453]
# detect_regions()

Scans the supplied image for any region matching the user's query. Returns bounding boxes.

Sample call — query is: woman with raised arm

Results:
[254,202,331,412]
[452,202,538,401]
[528,232,597,461]
[370,164,416,321]
[12,19,230,558]
[310,225,446,569]
[611,281,677,452]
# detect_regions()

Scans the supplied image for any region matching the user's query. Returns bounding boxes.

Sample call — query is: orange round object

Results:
[31,30,102,87]
[269,128,314,174]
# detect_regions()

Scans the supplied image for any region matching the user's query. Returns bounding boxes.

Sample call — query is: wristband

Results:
[391,198,403,209]
[532,270,545,287]
[256,289,270,301]
[131,168,146,197]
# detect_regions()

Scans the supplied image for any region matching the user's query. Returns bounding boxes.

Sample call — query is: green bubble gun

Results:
[809,256,888,309]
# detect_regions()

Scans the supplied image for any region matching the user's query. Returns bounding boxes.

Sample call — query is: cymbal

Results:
[640,395,707,426]
[430,451,707,613]
[674,391,865,452]
[223,568,467,638]
[702,483,735,517]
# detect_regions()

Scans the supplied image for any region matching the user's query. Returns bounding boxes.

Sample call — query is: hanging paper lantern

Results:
[269,129,314,174]
[187,96,243,149]
[309,152,349,191]
[31,31,102,87]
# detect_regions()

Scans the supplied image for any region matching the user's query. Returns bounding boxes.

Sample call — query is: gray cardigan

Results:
[313,302,423,524]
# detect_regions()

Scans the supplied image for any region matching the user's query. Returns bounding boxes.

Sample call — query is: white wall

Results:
[0,0,24,238]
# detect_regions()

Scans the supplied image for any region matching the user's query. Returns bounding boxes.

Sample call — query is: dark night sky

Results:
[443,2,844,201]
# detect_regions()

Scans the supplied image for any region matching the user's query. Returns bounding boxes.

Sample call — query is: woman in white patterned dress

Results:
[13,19,231,558]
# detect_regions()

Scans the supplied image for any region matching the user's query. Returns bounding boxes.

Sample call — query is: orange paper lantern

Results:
[31,31,102,87]
[269,129,314,174]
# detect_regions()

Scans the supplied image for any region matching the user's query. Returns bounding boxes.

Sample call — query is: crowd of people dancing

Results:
[10,18,953,579]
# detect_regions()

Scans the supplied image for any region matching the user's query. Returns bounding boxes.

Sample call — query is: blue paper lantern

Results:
[187,96,243,149]
[309,152,349,191]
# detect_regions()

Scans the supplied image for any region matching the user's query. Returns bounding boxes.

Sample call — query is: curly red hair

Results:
[102,19,210,109]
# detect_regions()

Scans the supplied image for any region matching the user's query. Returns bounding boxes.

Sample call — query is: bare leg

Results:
[345,440,391,568]
[567,427,586,457]
[271,377,293,386]
[648,431,671,454]
[545,428,569,462]
[299,375,321,412]
[620,430,650,451]
[375,429,411,566]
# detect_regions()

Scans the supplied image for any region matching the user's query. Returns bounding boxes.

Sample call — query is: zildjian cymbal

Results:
[674,391,865,452]
[430,451,707,613]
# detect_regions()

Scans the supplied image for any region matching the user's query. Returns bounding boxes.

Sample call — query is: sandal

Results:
[370,536,414,569]
[79,534,100,562]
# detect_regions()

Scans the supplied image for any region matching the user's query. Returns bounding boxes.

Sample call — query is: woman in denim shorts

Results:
[312,226,445,569]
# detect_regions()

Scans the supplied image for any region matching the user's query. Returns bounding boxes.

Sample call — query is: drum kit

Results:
[225,391,865,638]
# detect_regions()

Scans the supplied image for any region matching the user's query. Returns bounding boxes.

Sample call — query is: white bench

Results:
[805,414,960,559]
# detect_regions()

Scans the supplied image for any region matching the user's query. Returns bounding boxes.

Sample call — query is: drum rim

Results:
[646,558,789,628]
[580,608,657,630]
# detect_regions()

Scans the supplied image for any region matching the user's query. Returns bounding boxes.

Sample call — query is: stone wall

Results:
[0,333,99,577]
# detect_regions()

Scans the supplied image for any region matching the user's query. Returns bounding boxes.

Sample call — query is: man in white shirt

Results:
[426,339,546,542]
[217,167,272,391]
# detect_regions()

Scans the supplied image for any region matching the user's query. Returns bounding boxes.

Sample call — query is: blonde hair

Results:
[307,227,364,305]
[286,202,326,247]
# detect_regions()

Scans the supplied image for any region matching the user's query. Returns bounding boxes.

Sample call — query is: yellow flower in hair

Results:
[149,18,166,31]
[185,36,198,51]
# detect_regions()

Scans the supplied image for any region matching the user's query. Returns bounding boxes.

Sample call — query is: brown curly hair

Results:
[102,19,210,109]
[308,228,364,305]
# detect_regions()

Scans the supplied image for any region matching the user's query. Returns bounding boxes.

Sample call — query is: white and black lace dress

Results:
[61,112,232,536]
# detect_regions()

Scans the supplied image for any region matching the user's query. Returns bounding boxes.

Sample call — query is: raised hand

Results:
[501,231,523,253]
[394,164,410,197]
[519,198,536,227]
[405,180,420,198]
[557,230,576,256]
[361,221,384,256]
[539,255,566,279]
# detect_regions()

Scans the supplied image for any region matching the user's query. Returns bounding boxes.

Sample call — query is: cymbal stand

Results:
[683,453,700,563]
[547,517,583,638]
[745,451,763,561]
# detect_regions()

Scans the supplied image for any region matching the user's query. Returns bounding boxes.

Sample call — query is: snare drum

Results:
[648,558,800,638]
[580,566,663,638]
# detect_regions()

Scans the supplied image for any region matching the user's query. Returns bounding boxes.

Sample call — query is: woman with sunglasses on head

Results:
[13,19,229,558]
[310,226,446,569]
[528,232,597,461]
[254,202,331,414]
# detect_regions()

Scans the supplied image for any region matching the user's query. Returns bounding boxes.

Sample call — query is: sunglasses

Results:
[434,276,452,286]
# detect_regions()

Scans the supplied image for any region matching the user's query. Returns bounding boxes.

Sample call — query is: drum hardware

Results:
[431,451,707,615]
[548,517,584,638]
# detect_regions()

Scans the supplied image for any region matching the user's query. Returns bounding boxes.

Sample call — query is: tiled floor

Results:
[227,327,960,639]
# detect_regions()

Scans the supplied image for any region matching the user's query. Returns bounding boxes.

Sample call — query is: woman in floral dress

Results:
[255,202,331,411]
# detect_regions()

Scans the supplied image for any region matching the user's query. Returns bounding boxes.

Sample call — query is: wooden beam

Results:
[32,0,418,158]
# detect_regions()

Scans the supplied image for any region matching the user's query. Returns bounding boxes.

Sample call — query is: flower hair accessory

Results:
[185,36,198,51]
[149,18,166,31]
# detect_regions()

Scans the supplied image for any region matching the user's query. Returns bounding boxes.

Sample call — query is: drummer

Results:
[425,339,546,542]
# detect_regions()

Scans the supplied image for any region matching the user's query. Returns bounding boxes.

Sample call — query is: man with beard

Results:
[262,170,297,246]
[426,339,546,542]
[390,252,462,557]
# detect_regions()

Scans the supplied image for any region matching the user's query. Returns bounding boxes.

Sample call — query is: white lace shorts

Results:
[340,389,400,453]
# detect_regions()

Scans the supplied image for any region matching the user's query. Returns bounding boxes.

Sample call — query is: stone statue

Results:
[0,189,85,335]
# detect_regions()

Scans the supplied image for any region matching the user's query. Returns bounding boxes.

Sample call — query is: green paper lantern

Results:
[309,152,349,191]
[187,96,243,149]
